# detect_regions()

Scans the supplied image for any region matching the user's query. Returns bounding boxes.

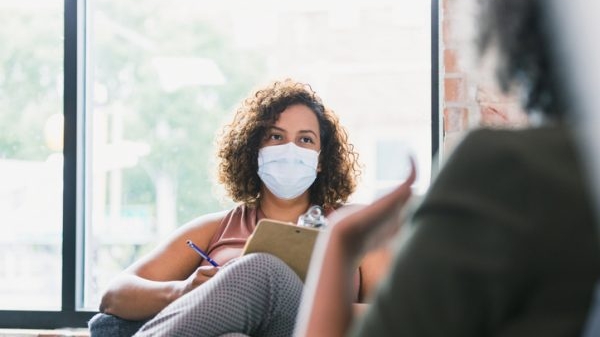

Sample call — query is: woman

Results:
[295,0,600,336]
[89,79,387,336]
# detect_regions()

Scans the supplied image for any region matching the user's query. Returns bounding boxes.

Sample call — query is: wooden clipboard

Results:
[242,218,321,281]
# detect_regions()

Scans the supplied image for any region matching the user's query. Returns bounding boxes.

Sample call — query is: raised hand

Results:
[296,159,416,337]
[328,159,416,261]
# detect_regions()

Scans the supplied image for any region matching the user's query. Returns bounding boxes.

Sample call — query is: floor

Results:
[0,329,89,337]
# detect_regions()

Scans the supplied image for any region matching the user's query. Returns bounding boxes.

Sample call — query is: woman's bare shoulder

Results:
[168,208,237,244]
[124,208,236,276]
[181,209,232,230]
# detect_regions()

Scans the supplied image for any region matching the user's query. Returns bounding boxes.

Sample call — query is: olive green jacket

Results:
[353,125,600,336]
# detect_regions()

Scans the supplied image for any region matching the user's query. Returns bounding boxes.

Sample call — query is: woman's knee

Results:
[240,252,289,268]
[229,253,297,280]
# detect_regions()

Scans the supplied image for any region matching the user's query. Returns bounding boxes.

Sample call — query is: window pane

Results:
[84,0,430,309]
[0,1,64,310]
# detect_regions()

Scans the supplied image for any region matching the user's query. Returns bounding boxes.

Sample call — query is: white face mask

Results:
[257,142,320,200]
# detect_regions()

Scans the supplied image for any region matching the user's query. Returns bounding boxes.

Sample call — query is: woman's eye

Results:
[299,137,314,144]
[270,134,283,141]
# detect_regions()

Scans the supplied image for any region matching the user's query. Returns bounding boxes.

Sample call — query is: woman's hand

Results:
[328,159,416,261]
[178,265,220,297]
[295,160,416,337]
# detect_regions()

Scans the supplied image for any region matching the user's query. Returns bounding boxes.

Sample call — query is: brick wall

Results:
[441,0,528,157]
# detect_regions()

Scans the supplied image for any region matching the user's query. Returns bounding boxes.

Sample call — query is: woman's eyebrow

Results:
[268,126,286,133]
[299,129,318,138]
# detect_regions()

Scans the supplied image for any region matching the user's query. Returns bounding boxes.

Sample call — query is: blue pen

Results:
[186,239,219,267]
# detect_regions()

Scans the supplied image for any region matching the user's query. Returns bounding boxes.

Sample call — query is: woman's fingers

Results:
[187,265,220,290]
[328,159,416,255]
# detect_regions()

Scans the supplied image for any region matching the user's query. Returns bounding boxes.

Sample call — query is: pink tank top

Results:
[203,205,264,267]
[203,204,362,301]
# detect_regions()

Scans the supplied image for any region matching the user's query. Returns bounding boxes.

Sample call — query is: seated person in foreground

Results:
[294,0,600,336]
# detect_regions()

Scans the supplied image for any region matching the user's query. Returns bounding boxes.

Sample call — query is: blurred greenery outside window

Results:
[0,0,432,311]
[0,1,64,310]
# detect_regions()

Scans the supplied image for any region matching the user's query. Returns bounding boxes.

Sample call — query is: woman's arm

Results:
[349,249,393,323]
[99,274,183,320]
[99,211,226,320]
[357,246,394,302]
[295,165,415,337]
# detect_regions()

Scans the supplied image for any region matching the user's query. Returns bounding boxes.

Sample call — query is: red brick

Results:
[444,77,466,102]
[442,17,453,46]
[444,48,460,73]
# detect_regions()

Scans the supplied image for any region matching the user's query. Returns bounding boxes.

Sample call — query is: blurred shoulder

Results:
[445,125,573,166]
[179,208,233,231]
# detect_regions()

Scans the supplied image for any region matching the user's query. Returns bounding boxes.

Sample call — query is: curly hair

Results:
[215,79,361,209]
[476,0,567,119]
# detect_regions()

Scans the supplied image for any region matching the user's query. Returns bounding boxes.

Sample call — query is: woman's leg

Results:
[133,253,303,337]
[88,312,148,337]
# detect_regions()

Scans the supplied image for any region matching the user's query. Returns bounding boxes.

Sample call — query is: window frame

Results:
[0,0,440,328]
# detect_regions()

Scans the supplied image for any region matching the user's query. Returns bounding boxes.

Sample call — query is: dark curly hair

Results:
[215,79,361,209]
[476,0,567,119]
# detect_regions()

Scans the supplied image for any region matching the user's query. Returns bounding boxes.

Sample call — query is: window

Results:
[0,0,439,328]
[0,1,64,310]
